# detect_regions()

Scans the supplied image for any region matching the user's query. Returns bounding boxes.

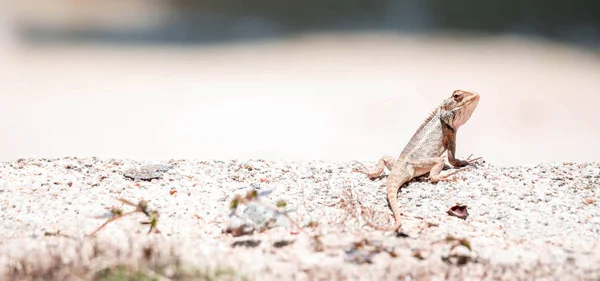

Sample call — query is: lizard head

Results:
[440,90,480,128]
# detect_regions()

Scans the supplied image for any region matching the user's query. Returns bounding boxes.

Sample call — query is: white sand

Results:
[0,157,599,280]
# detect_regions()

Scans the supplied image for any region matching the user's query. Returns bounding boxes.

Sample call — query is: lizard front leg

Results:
[353,155,396,180]
[446,137,482,168]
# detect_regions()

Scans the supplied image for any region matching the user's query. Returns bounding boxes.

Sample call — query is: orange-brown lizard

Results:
[354,90,482,231]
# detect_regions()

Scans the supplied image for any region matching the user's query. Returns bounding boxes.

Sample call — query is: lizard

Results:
[353,89,482,232]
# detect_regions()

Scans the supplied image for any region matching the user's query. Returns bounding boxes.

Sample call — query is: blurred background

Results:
[1,0,599,165]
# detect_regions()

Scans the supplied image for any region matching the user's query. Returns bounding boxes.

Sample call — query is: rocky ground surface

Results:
[0,157,599,280]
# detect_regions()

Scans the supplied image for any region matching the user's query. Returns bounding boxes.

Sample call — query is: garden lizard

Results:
[353,90,482,231]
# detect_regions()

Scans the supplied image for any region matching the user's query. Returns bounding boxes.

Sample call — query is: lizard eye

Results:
[452,93,461,101]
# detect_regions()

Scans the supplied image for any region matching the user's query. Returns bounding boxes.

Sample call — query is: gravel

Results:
[0,157,599,280]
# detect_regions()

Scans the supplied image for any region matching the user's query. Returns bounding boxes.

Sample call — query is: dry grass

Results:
[2,236,244,281]
[1,196,246,281]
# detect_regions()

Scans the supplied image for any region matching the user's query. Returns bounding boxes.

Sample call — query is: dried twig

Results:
[89,198,161,237]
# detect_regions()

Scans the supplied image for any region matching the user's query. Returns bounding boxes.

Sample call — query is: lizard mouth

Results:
[456,93,479,109]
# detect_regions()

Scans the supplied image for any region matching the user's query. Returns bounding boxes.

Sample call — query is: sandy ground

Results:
[0,33,599,166]
[0,157,599,280]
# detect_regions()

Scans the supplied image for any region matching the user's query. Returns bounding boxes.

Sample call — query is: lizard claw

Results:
[352,161,382,180]
[351,161,368,174]
[465,154,483,166]
[445,175,459,182]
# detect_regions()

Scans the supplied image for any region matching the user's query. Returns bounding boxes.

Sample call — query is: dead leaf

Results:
[583,197,595,205]
[447,204,469,220]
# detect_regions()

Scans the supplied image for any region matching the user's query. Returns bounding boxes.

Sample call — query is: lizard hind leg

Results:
[407,156,473,183]
[352,155,396,180]
[406,157,459,184]
[428,159,473,183]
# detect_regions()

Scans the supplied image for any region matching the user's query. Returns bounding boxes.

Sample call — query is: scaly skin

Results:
[354,90,482,231]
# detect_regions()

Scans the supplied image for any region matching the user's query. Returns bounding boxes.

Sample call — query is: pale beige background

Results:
[1,33,599,165]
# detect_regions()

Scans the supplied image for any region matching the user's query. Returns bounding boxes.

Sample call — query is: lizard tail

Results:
[360,186,403,232]
[362,214,402,232]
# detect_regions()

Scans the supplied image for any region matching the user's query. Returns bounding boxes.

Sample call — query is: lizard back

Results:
[399,106,446,160]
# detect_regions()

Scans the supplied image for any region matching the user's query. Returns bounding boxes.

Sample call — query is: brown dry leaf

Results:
[583,197,595,205]
[447,205,469,220]
[306,221,319,228]
[169,189,177,195]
